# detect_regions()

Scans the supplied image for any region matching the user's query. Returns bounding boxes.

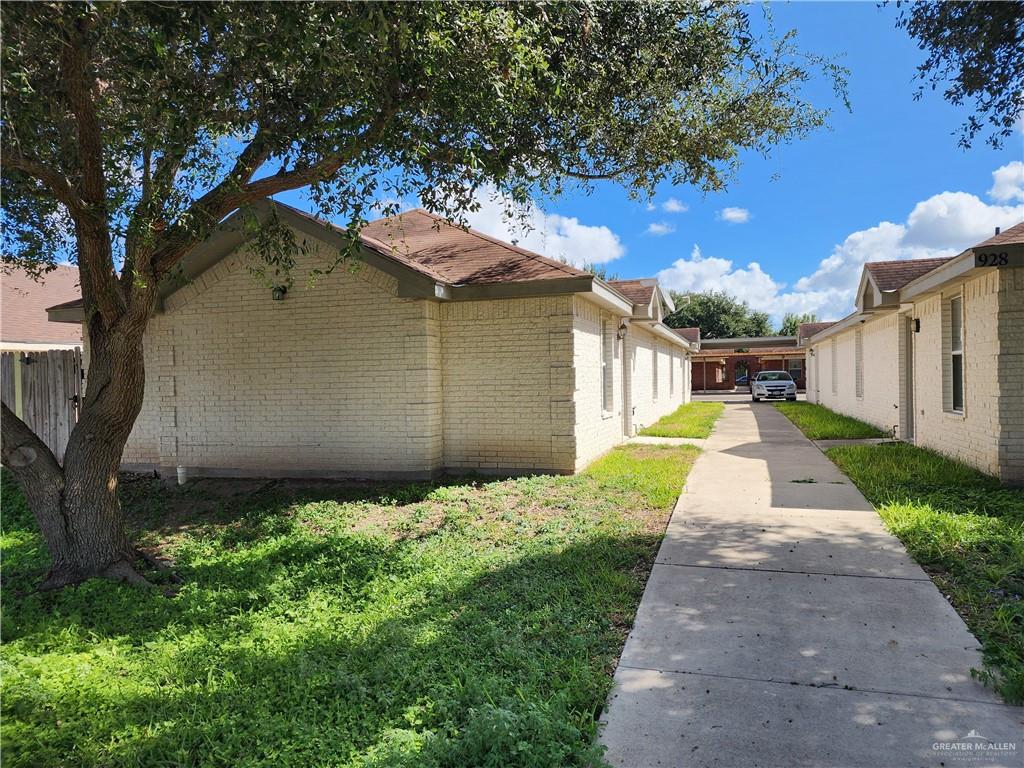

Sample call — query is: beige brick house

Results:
[804,222,1024,485]
[50,200,693,479]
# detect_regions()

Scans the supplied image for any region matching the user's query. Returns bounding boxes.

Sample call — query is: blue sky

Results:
[288,2,1024,324]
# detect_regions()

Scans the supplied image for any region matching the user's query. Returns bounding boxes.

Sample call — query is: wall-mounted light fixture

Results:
[617,322,628,340]
[271,285,288,301]
[808,348,815,357]
[913,318,920,333]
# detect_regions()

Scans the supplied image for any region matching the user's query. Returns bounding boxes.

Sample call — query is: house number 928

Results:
[974,251,1020,267]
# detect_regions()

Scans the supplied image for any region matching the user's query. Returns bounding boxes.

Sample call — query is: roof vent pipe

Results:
[995,226,1001,235]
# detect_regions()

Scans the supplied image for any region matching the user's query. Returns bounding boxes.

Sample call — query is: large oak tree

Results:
[2,1,840,589]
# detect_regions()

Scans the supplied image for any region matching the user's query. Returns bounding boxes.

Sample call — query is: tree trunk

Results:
[2,318,151,589]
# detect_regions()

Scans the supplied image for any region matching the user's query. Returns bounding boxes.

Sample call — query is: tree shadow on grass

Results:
[1,471,662,768]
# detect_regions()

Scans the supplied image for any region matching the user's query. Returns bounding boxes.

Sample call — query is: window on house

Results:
[950,295,963,412]
[855,329,864,399]
[601,320,613,412]
[787,358,803,376]
[831,338,838,394]
[652,345,659,400]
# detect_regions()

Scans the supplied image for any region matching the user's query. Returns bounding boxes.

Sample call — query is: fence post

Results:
[13,351,24,419]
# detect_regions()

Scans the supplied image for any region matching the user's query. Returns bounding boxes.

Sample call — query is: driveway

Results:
[600,402,1022,767]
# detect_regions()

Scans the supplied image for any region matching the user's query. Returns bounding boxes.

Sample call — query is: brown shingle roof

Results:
[47,204,603,317]
[865,257,955,292]
[2,265,83,345]
[798,321,835,340]
[607,279,656,306]
[972,221,1024,249]
[673,327,700,343]
[358,208,588,285]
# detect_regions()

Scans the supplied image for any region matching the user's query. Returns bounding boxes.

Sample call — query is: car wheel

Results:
[752,396,759,402]
[786,396,796,401]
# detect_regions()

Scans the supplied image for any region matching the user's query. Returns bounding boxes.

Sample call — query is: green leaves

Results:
[2,1,843,287]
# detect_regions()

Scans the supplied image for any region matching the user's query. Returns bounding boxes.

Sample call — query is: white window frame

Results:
[669,349,675,397]
[831,338,838,395]
[949,294,964,413]
[652,345,659,401]
[855,329,864,399]
[601,320,613,413]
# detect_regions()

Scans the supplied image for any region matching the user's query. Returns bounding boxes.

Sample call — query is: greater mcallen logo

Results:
[933,729,1018,760]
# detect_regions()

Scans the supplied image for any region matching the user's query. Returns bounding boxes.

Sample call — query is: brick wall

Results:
[440,295,576,473]
[117,229,694,478]
[124,237,443,477]
[810,314,902,436]
[913,270,1003,478]
[808,267,1023,483]
[996,267,1024,484]
[621,322,687,436]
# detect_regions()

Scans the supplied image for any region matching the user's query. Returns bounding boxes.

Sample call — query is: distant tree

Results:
[666,290,772,338]
[895,1,1024,148]
[1,2,843,589]
[778,312,817,336]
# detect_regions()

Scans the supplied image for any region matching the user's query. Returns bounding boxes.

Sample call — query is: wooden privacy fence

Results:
[1,349,83,463]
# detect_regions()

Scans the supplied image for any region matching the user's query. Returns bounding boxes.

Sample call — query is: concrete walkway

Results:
[600,403,1022,768]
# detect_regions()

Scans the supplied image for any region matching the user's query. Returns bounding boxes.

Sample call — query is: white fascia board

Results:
[899,250,975,301]
[587,280,634,315]
[635,320,694,351]
[806,306,896,344]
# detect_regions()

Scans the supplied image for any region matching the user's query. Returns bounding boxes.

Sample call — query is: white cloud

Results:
[988,161,1024,203]
[657,164,1024,324]
[646,221,676,236]
[645,202,657,212]
[464,188,625,267]
[662,198,689,213]
[718,207,750,224]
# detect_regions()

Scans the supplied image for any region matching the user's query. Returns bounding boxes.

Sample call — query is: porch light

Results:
[271,285,288,301]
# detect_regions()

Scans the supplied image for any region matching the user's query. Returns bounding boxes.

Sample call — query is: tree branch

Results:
[1,401,64,490]
[60,10,123,326]
[2,153,91,221]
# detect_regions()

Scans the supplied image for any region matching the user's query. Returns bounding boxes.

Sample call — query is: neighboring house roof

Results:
[973,221,1024,249]
[699,335,798,349]
[797,321,835,341]
[864,257,954,292]
[673,327,701,344]
[357,207,589,285]
[2,265,83,346]
[607,279,656,306]
[694,346,803,357]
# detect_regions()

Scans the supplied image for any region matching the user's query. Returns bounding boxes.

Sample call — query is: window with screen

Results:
[950,296,963,412]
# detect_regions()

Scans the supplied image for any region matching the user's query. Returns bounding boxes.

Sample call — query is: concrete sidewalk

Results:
[600,403,1022,768]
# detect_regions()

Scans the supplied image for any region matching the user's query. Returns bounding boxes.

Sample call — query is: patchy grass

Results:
[828,443,1024,704]
[0,444,699,768]
[773,401,886,440]
[638,401,723,439]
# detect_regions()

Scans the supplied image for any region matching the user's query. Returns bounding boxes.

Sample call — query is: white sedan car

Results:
[751,371,798,402]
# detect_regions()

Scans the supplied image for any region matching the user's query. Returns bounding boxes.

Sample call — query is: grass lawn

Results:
[773,401,886,440]
[827,443,1024,704]
[637,401,724,439]
[0,444,698,768]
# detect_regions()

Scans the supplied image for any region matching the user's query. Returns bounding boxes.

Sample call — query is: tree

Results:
[895,1,1024,148]
[665,290,772,338]
[2,2,840,589]
[778,312,817,337]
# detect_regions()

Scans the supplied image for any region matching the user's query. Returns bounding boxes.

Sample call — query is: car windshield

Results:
[757,372,792,382]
